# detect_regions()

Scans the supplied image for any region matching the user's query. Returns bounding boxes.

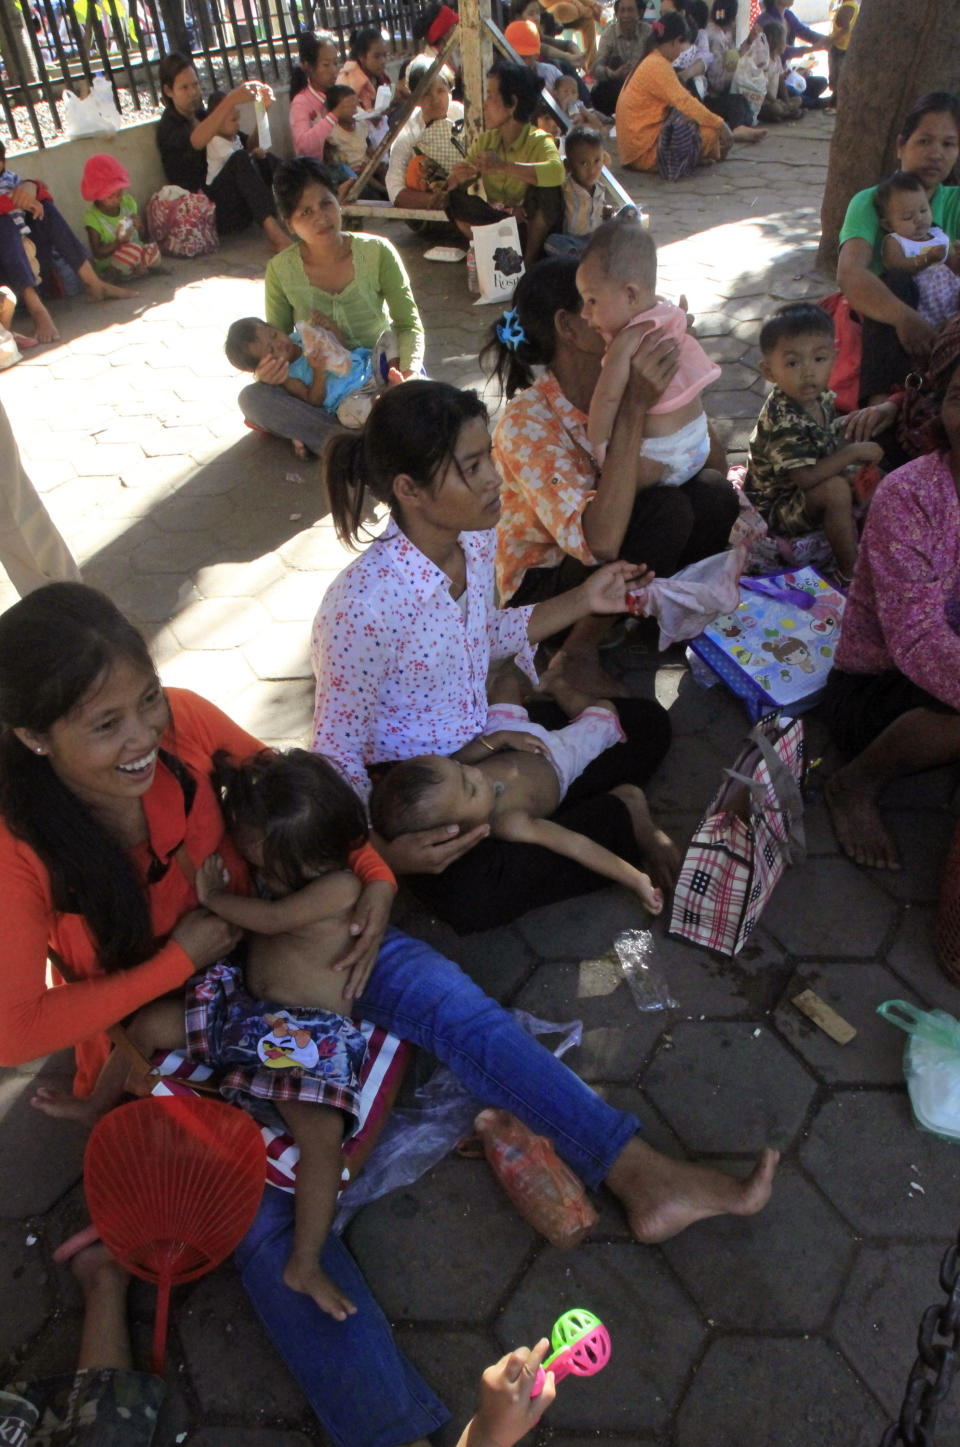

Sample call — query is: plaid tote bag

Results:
[669,713,806,956]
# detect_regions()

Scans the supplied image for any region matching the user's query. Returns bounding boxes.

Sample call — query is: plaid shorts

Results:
[184,960,368,1129]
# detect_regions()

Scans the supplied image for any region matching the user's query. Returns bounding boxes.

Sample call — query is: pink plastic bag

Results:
[627,546,747,650]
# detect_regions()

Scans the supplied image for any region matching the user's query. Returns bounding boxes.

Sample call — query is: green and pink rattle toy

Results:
[530,1308,611,1398]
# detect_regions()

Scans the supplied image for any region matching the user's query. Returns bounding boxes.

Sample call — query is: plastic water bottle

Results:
[466,243,479,294]
[474,1108,599,1248]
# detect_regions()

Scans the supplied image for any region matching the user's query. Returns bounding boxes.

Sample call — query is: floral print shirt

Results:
[311,520,536,801]
[492,372,600,602]
[835,452,960,711]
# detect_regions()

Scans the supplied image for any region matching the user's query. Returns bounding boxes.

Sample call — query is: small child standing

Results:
[371,662,677,909]
[225,317,401,438]
[577,211,721,482]
[874,171,960,329]
[746,302,888,583]
[80,154,163,279]
[34,748,393,1323]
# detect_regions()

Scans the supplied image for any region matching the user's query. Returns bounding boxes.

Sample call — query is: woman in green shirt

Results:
[239,158,425,453]
[446,63,565,265]
[837,91,960,402]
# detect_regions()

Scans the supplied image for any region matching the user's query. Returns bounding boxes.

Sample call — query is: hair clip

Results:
[651,18,664,34]
[496,307,527,351]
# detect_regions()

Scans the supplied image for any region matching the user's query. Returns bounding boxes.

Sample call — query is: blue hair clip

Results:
[496,307,526,352]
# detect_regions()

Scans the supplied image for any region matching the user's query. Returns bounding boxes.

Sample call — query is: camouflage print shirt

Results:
[745,386,845,537]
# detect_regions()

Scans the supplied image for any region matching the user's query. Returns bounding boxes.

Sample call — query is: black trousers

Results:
[205,148,276,233]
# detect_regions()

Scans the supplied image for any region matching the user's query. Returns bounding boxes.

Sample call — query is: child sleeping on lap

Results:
[370,664,678,909]
[576,211,721,485]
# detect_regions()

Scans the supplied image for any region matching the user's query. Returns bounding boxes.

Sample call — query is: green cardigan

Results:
[264,234,425,372]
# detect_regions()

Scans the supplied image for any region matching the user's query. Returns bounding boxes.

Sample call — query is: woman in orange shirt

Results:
[615,12,762,178]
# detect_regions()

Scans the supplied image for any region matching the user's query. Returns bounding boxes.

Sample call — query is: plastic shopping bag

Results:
[473,215,525,305]
[62,74,120,138]
[879,999,960,1142]
[627,546,747,650]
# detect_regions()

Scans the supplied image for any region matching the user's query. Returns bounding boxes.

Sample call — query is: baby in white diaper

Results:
[576,210,720,486]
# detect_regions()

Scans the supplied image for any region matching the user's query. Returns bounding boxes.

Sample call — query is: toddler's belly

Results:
[644,397,704,438]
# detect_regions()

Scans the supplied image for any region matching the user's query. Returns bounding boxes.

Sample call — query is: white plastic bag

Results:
[472,215,525,305]
[879,999,960,1142]
[62,75,120,138]
[628,546,747,650]
[0,326,22,371]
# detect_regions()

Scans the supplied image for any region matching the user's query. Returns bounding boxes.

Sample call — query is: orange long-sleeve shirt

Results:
[0,689,394,1096]
[615,51,724,172]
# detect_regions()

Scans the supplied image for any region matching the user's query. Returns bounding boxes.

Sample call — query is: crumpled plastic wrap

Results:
[333,1009,583,1230]
[614,929,677,1012]
[627,546,747,650]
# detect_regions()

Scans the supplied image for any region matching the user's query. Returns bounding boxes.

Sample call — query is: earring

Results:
[35,747,43,755]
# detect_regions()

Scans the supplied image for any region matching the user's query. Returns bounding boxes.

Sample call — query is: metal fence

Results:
[0,0,422,148]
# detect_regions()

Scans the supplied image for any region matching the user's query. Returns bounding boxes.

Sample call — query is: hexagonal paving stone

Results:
[674,1337,887,1446]
[800,1091,960,1236]
[400,1328,499,1443]
[0,1220,53,1360]
[178,1269,307,1418]
[513,958,666,1084]
[243,622,314,681]
[499,1244,705,1435]
[763,857,899,956]
[660,1161,853,1331]
[773,962,924,1085]
[514,888,652,962]
[871,810,955,905]
[0,1067,85,1217]
[643,1021,817,1153]
[834,1242,960,1431]
[888,906,960,1012]
[649,930,772,1019]
[259,569,340,623]
[170,597,269,652]
[347,1156,536,1321]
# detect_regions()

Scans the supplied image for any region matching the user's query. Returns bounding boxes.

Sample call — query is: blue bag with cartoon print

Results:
[688,566,846,721]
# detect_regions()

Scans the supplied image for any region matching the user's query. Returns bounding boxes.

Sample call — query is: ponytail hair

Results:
[290,28,338,99]
[480,257,581,400]
[0,584,162,972]
[642,10,688,54]
[323,381,488,548]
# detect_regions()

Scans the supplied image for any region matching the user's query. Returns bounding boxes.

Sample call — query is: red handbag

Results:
[819,291,862,414]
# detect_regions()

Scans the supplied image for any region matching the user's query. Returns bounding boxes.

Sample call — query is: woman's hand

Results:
[334,880,394,1000]
[375,822,490,876]
[482,730,550,756]
[626,327,680,410]
[895,307,935,360]
[448,160,479,187]
[475,152,508,176]
[255,355,290,386]
[309,309,346,343]
[231,80,275,107]
[842,401,896,441]
[580,560,647,615]
[171,908,242,970]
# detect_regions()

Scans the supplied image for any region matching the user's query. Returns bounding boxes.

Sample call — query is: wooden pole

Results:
[458,0,491,150]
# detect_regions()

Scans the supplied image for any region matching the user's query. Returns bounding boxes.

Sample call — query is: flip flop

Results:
[53,1222,101,1265]
[13,333,39,350]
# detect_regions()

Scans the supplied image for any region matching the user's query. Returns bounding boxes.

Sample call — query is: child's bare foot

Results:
[732,125,767,143]
[85,278,133,302]
[606,1136,779,1243]
[825,770,900,870]
[31,1085,104,1126]
[283,1256,357,1320]
[25,296,59,342]
[292,438,308,460]
[610,783,681,893]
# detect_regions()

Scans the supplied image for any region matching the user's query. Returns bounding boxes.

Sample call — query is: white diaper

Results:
[640,412,711,487]
[484,702,625,802]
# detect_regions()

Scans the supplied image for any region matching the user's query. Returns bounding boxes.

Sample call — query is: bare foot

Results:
[13,332,39,350]
[86,278,133,302]
[610,783,681,894]
[537,649,605,718]
[292,438,308,460]
[25,297,60,343]
[606,1136,779,1243]
[548,644,629,699]
[732,125,767,143]
[825,771,900,870]
[31,1085,103,1126]
[283,1256,357,1321]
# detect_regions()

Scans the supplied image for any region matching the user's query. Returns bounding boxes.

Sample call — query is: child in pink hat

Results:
[80,153,163,278]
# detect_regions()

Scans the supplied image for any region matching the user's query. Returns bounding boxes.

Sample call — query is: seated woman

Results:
[288,29,341,161]
[615,13,763,181]
[446,62,565,266]
[0,139,126,344]
[837,91,960,406]
[156,54,287,254]
[485,259,738,683]
[703,0,763,129]
[239,158,424,454]
[385,57,464,212]
[0,583,777,1447]
[312,379,682,931]
[756,0,829,104]
[824,336,960,872]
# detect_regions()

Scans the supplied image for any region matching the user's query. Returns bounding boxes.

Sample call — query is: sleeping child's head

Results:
[370,756,500,839]
[564,126,605,193]
[553,73,580,113]
[576,210,657,337]
[326,84,361,126]
[225,317,301,372]
[759,302,836,406]
[212,747,368,894]
[874,170,934,243]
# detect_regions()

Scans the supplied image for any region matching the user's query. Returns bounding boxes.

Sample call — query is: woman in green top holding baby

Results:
[837,91,960,404]
[238,158,425,453]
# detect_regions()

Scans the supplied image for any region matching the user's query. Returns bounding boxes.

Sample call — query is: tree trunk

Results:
[817,0,960,273]
[0,0,37,89]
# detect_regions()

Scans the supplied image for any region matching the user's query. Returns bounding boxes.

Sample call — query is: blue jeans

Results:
[234,928,640,1446]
